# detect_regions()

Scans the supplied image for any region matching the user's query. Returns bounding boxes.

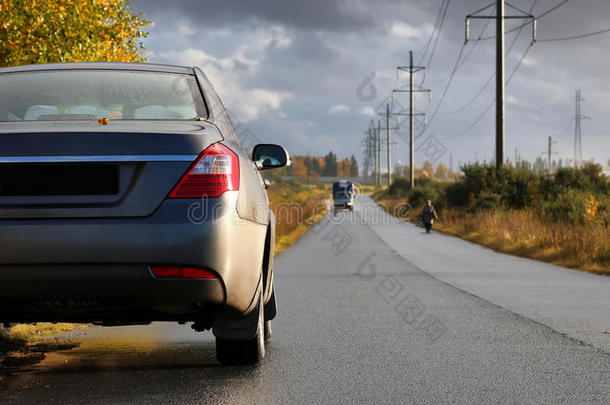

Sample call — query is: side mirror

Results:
[252,144,290,170]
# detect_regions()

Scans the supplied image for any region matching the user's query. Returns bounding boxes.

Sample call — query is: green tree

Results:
[350,155,359,177]
[323,151,338,176]
[0,0,150,67]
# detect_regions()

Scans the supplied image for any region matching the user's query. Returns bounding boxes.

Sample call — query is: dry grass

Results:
[8,323,85,342]
[376,196,610,275]
[268,183,329,254]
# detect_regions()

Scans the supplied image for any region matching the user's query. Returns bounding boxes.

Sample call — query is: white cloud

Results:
[329,104,350,114]
[153,48,290,122]
[177,24,195,38]
[390,22,429,40]
[359,106,375,116]
[263,26,292,49]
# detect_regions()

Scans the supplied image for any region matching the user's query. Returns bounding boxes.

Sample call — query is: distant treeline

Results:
[275,152,359,180]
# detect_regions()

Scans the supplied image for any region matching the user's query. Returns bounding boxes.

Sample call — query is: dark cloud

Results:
[131,0,378,32]
[132,0,610,166]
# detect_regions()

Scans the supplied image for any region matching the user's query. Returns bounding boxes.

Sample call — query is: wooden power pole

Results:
[465,2,534,173]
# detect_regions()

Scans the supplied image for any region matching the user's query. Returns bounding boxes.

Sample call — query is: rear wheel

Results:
[0,324,10,339]
[216,293,265,365]
[264,320,272,342]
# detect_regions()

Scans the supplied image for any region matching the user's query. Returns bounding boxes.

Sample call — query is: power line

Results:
[445,0,538,116]
[422,42,467,129]
[421,0,451,85]
[422,0,535,130]
[476,0,571,41]
[444,42,533,140]
[428,41,477,83]
[535,0,571,19]
[418,0,449,65]
[428,7,494,84]
[538,27,610,42]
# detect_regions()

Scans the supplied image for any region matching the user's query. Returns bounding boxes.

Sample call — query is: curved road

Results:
[1,196,609,403]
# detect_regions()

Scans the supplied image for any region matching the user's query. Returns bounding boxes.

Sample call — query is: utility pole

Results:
[377,120,382,186]
[573,90,589,167]
[548,136,552,173]
[375,118,399,186]
[371,125,377,185]
[386,103,391,186]
[495,0,505,172]
[366,127,374,183]
[395,51,428,190]
[546,136,557,173]
[574,90,580,167]
[465,2,535,173]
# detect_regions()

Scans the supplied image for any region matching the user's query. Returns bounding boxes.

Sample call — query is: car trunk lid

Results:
[0,121,223,218]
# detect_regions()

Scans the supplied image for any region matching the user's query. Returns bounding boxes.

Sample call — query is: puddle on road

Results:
[1,323,218,379]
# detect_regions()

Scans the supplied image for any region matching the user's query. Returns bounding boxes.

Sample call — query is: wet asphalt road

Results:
[1,197,609,404]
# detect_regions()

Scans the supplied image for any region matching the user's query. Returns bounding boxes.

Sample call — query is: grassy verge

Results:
[8,323,84,342]
[375,194,610,275]
[436,208,610,274]
[268,181,329,254]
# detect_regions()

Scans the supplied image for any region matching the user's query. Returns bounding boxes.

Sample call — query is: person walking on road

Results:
[421,200,438,234]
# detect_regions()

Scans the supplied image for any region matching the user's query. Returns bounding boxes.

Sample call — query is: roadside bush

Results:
[542,163,609,198]
[444,181,470,207]
[502,166,538,208]
[387,176,410,197]
[470,191,503,212]
[540,190,588,224]
[383,162,609,225]
[409,184,445,211]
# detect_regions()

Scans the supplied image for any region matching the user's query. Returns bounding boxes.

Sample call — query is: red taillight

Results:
[150,266,217,279]
[168,143,239,198]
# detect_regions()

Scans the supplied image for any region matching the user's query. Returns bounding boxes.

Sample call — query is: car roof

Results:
[0,62,194,75]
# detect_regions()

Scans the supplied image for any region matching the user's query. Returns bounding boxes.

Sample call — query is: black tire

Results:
[216,293,265,366]
[264,320,272,342]
[0,324,10,339]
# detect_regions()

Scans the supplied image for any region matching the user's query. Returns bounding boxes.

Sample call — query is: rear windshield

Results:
[0,70,207,121]
[334,191,352,199]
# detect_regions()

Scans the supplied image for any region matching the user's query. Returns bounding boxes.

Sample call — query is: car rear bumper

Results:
[334,201,353,208]
[0,192,268,321]
[0,264,225,323]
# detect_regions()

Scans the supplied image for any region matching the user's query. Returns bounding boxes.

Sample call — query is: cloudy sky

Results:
[130,0,610,170]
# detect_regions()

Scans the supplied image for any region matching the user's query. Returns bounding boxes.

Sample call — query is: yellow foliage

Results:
[0,0,150,67]
[584,194,599,223]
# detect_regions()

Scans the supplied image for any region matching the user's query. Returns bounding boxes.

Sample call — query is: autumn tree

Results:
[337,158,352,177]
[292,159,308,180]
[0,0,150,67]
[422,160,434,177]
[435,163,449,179]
